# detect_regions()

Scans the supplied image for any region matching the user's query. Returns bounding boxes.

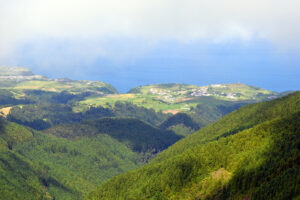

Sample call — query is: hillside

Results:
[129,83,278,101]
[0,119,57,199]
[0,116,181,199]
[1,67,282,138]
[79,83,277,114]
[159,113,200,136]
[87,92,300,200]
[6,101,168,130]
[0,67,118,104]
[0,150,55,200]
[77,83,277,136]
[14,132,141,199]
[0,118,144,199]
[44,117,182,161]
[0,118,34,150]
[155,91,300,159]
[0,67,169,130]
[1,66,297,199]
[0,89,31,109]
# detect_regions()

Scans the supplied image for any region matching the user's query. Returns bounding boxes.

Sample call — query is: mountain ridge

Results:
[1,66,292,139]
[87,92,300,200]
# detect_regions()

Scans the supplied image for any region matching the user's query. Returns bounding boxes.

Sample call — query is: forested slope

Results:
[7,102,168,130]
[15,132,141,199]
[87,92,300,200]
[45,117,182,161]
[155,91,300,161]
[0,119,57,199]
[0,115,182,199]
[0,119,142,199]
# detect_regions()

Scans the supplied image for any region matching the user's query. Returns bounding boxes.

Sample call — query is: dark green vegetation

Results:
[1,67,281,135]
[0,150,52,200]
[6,96,246,137]
[187,97,247,127]
[78,83,278,136]
[0,103,178,199]
[0,118,33,150]
[159,113,200,136]
[7,101,167,130]
[0,118,143,199]
[88,92,300,200]
[1,67,298,200]
[0,119,52,199]
[167,97,248,136]
[0,90,31,107]
[0,114,181,199]
[14,132,141,199]
[45,117,182,162]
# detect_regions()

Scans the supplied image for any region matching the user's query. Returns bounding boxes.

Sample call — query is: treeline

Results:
[0,90,32,107]
[7,101,168,130]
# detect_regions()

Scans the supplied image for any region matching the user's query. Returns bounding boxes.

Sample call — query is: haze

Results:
[0,0,299,92]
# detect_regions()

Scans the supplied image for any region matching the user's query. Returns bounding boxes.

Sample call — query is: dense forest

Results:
[6,101,168,130]
[0,118,143,199]
[44,117,182,161]
[87,92,300,200]
[0,67,299,200]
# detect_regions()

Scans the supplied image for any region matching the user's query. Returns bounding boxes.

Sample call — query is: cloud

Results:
[0,0,300,63]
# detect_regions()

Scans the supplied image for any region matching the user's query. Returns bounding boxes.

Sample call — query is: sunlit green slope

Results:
[0,116,182,199]
[0,151,54,200]
[0,119,54,199]
[15,132,141,199]
[79,83,278,113]
[0,118,33,150]
[87,92,300,200]
[0,119,142,200]
[0,67,118,103]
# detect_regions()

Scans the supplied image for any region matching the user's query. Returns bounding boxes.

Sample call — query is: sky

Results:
[0,0,299,92]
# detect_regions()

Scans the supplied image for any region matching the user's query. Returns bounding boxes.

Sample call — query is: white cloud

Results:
[0,0,300,61]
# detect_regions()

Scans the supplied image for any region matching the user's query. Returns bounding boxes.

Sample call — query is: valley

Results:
[0,67,298,200]
[88,92,300,200]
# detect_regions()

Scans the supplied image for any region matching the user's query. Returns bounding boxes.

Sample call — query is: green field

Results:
[0,80,117,96]
[0,67,118,101]
[78,93,194,113]
[78,83,278,113]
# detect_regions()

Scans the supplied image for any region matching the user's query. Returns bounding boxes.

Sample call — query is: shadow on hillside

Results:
[0,118,5,134]
[218,113,300,200]
[87,118,183,154]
